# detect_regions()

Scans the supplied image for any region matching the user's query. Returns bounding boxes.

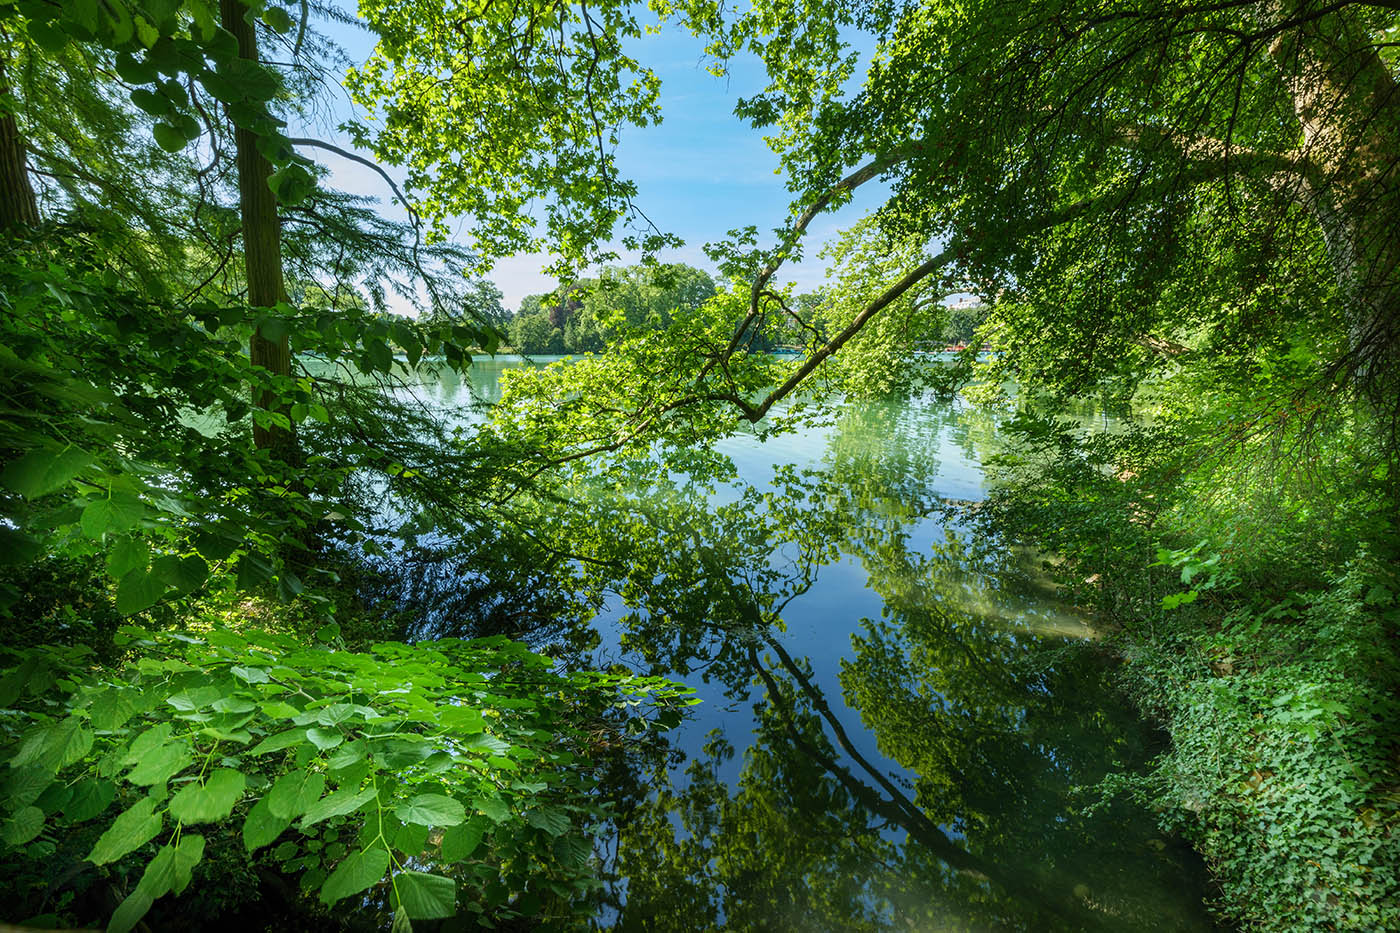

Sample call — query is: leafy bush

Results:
[0,625,692,930]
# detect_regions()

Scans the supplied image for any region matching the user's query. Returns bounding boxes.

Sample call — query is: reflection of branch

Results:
[747,638,1104,928]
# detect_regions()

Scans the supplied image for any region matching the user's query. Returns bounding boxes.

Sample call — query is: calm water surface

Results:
[418,356,1217,931]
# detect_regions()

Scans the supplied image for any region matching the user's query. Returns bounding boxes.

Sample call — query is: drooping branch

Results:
[725,156,1256,422]
[723,146,923,359]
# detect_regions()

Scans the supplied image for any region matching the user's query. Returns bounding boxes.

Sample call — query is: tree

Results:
[0,2,706,928]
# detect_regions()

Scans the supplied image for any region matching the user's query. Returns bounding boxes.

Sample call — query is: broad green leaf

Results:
[81,493,145,539]
[115,568,166,615]
[391,906,412,933]
[10,717,92,772]
[250,728,306,755]
[267,771,326,820]
[525,806,571,837]
[2,447,94,498]
[1,806,43,846]
[438,821,483,862]
[393,821,430,856]
[168,768,246,824]
[242,795,291,851]
[473,795,510,824]
[126,740,192,786]
[212,696,256,714]
[64,778,116,822]
[3,766,53,812]
[313,702,355,725]
[319,845,389,905]
[392,871,456,920]
[91,690,137,732]
[152,121,187,152]
[438,706,486,732]
[231,666,270,684]
[0,528,42,566]
[106,537,149,579]
[300,786,377,829]
[107,889,154,933]
[134,843,178,899]
[88,797,163,865]
[123,724,172,762]
[307,727,344,751]
[152,554,208,596]
[171,834,205,895]
[327,740,367,771]
[394,794,466,827]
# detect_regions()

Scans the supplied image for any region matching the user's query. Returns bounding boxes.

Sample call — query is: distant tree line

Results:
[507,263,716,354]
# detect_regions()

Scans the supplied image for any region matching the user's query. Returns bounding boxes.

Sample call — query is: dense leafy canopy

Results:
[2,0,1399,928]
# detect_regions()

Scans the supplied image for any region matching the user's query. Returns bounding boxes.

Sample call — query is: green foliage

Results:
[971,372,1400,929]
[506,263,717,355]
[347,0,682,271]
[0,625,692,929]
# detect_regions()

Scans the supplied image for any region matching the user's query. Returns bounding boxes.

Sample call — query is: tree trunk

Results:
[219,0,295,455]
[0,54,39,233]
[1267,2,1400,395]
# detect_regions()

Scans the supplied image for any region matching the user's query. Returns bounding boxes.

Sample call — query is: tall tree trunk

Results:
[1267,2,1400,395]
[0,54,39,234]
[219,0,295,455]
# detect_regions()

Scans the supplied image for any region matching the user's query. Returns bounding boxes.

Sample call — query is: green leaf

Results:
[115,568,167,615]
[267,771,326,820]
[152,121,187,152]
[152,554,208,596]
[438,821,483,862]
[2,766,51,812]
[168,768,246,824]
[134,843,178,899]
[81,493,145,539]
[525,806,571,837]
[1,806,43,846]
[268,163,314,207]
[392,871,457,920]
[106,536,150,580]
[231,666,270,684]
[107,889,154,933]
[473,795,511,823]
[126,740,193,786]
[307,727,344,751]
[171,834,205,895]
[64,778,116,822]
[394,794,466,827]
[242,794,291,852]
[11,717,92,772]
[319,845,389,906]
[391,906,413,933]
[87,797,163,865]
[0,528,42,566]
[300,786,377,829]
[262,5,294,32]
[250,727,306,755]
[2,447,94,498]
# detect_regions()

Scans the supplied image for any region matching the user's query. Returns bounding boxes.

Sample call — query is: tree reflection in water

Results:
[533,396,1217,931]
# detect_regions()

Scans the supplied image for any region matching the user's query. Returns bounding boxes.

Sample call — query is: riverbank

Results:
[972,405,1400,930]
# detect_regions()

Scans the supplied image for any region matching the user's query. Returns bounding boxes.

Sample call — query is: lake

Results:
[414,355,1219,931]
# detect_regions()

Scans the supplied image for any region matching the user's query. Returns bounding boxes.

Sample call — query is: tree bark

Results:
[1266,1,1400,392]
[0,53,39,234]
[219,0,295,455]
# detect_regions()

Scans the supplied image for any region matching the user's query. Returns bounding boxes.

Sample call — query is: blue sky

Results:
[296,7,887,311]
